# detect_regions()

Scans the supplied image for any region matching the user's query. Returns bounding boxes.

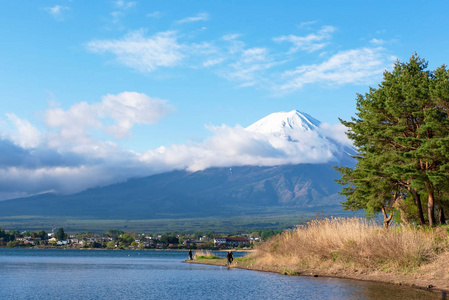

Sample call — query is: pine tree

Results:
[337,54,449,226]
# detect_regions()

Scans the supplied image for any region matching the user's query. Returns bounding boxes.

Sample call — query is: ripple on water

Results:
[0,249,442,300]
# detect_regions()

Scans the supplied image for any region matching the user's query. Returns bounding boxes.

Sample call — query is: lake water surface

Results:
[0,249,441,299]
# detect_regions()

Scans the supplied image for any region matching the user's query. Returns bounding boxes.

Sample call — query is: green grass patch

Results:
[195,255,220,259]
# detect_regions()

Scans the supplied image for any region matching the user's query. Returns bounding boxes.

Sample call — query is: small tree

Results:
[55,228,66,241]
[106,240,116,249]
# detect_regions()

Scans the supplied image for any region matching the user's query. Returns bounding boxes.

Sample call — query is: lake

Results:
[0,249,441,299]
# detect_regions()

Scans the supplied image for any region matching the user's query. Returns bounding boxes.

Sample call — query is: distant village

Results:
[0,228,283,249]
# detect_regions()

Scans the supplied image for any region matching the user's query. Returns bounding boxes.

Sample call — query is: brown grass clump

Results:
[253,217,448,274]
[194,250,220,259]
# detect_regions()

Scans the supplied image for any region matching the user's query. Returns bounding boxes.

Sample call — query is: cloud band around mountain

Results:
[0,100,352,200]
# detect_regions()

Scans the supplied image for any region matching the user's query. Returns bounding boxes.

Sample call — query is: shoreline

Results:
[185,257,449,297]
[0,246,252,252]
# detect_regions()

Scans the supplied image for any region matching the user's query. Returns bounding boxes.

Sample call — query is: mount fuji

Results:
[246,110,321,135]
[244,110,355,165]
[0,110,356,230]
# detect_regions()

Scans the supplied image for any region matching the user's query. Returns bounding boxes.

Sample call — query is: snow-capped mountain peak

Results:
[246,110,321,137]
[244,110,354,165]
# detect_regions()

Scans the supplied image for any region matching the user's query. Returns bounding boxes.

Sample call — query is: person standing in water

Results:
[189,249,193,260]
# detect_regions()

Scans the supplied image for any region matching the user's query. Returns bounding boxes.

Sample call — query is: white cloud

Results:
[140,123,345,172]
[370,38,385,45]
[45,5,69,21]
[223,46,285,88]
[279,47,390,91]
[1,102,352,200]
[45,92,175,146]
[86,25,394,92]
[0,159,152,200]
[318,123,353,147]
[114,1,136,9]
[176,13,209,24]
[87,30,184,72]
[298,21,318,28]
[222,34,242,41]
[0,92,176,199]
[5,114,42,148]
[109,1,136,24]
[100,92,176,138]
[241,48,268,63]
[222,34,245,54]
[273,25,336,53]
[146,11,162,18]
[203,58,225,67]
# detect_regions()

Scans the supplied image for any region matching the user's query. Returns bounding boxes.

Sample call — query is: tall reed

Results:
[194,250,219,259]
[254,217,445,272]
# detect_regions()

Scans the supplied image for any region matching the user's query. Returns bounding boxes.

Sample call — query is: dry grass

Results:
[252,217,449,274]
[194,250,219,259]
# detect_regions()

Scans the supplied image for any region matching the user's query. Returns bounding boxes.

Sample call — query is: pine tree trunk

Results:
[381,206,393,229]
[427,190,436,226]
[410,188,426,225]
[438,206,446,225]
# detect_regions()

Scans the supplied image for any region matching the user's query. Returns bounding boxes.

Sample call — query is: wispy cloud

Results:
[109,1,136,24]
[86,25,393,92]
[45,5,70,21]
[225,47,279,87]
[279,47,390,91]
[273,25,336,53]
[146,11,162,18]
[114,1,136,9]
[298,20,318,28]
[370,38,385,45]
[176,12,209,24]
[87,30,184,72]
[5,114,42,148]
[203,58,225,67]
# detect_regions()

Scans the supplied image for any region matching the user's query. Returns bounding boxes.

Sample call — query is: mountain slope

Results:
[0,163,347,219]
[0,110,355,222]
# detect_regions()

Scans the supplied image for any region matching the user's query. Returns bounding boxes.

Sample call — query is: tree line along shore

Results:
[0,227,282,250]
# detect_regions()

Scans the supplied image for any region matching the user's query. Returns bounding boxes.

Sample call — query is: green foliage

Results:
[160,234,179,245]
[55,228,66,241]
[31,230,47,239]
[0,228,15,242]
[248,229,283,240]
[105,229,124,238]
[106,240,116,249]
[195,254,220,259]
[337,54,449,226]
[118,233,134,246]
[6,240,18,248]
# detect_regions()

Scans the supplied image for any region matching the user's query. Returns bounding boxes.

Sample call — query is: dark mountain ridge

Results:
[0,162,347,219]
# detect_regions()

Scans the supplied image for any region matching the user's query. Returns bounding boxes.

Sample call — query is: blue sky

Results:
[1,0,449,199]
